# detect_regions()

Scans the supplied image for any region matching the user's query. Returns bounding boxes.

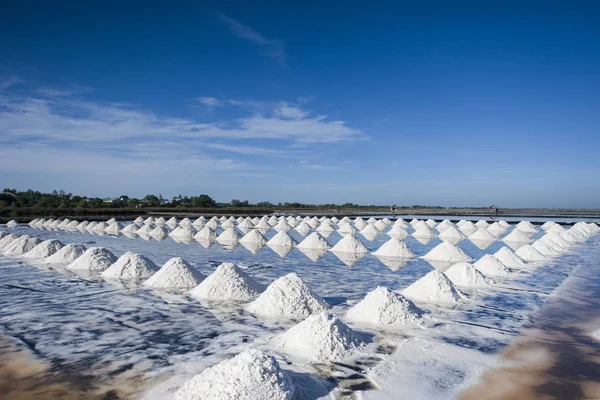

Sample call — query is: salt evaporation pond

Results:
[0,218,599,399]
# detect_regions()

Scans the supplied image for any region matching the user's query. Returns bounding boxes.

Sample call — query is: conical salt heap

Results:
[316,222,335,234]
[294,221,312,236]
[67,247,117,273]
[0,233,21,251]
[486,222,506,236]
[121,223,139,235]
[402,270,465,306]
[515,245,547,262]
[170,226,197,241]
[105,222,123,235]
[93,222,108,233]
[4,237,42,256]
[246,273,330,320]
[297,232,331,250]
[194,226,217,242]
[267,231,298,248]
[475,220,490,229]
[58,219,72,229]
[516,220,537,233]
[189,263,264,302]
[361,223,380,236]
[532,240,561,257]
[503,229,532,243]
[421,242,473,262]
[387,224,409,239]
[394,218,409,229]
[166,217,178,227]
[154,217,166,226]
[216,227,242,245]
[540,232,571,250]
[179,218,192,228]
[143,257,206,290]
[426,219,437,228]
[205,219,219,230]
[46,243,87,264]
[459,221,478,234]
[133,216,144,224]
[436,220,454,232]
[445,262,492,287]
[493,247,527,268]
[338,222,358,236]
[192,217,205,228]
[274,220,292,233]
[240,229,267,246]
[22,239,64,259]
[438,226,465,243]
[374,220,387,231]
[468,228,497,242]
[345,286,425,327]
[175,349,295,400]
[473,254,512,277]
[106,218,117,224]
[353,218,367,230]
[150,225,170,240]
[412,225,436,239]
[272,311,365,362]
[373,238,415,258]
[331,235,369,254]
[101,251,159,280]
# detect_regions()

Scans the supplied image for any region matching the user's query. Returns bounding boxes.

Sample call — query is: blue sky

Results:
[1,1,599,207]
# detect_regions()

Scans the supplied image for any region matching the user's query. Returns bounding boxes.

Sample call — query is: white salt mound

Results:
[45,243,87,264]
[0,234,23,251]
[272,312,365,362]
[445,262,491,287]
[121,223,139,234]
[331,235,369,254]
[421,242,473,262]
[473,254,512,277]
[4,237,42,256]
[469,228,497,241]
[104,222,123,235]
[493,247,527,268]
[438,226,465,241]
[345,286,425,327]
[402,270,464,306]
[475,220,489,228]
[412,225,436,239]
[240,230,267,246]
[6,220,19,228]
[194,226,216,241]
[101,251,159,280]
[22,239,64,259]
[267,231,297,248]
[67,247,117,272]
[532,240,561,257]
[144,257,206,290]
[387,225,408,239]
[297,232,330,250]
[503,229,532,243]
[216,227,241,244]
[516,220,537,233]
[515,245,547,262]
[189,263,264,302]
[170,226,197,241]
[246,273,330,320]
[373,238,415,258]
[338,223,358,236]
[150,225,170,240]
[175,349,295,400]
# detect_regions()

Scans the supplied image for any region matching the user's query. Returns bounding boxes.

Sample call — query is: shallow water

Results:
[0,222,597,399]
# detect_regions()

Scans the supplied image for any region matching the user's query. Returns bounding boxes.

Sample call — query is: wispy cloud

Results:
[0,77,23,90]
[193,96,225,108]
[203,143,286,156]
[216,11,287,66]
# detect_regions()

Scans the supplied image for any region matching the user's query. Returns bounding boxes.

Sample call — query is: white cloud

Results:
[194,96,224,107]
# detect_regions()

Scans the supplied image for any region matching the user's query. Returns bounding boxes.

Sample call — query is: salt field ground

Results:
[0,216,599,399]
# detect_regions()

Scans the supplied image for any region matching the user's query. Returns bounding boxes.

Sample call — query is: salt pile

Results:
[267,231,298,248]
[189,263,264,302]
[0,232,8,240]
[468,228,497,241]
[174,349,295,400]
[121,223,139,235]
[4,237,42,256]
[134,216,144,224]
[445,262,491,287]
[532,240,561,257]
[221,219,235,229]
[515,245,548,262]
[66,220,80,229]
[150,225,170,240]
[136,224,154,235]
[345,286,425,328]
[45,243,87,264]
[337,222,358,236]
[106,218,117,224]
[436,220,454,232]
[246,273,330,320]
[143,257,206,290]
[170,226,197,241]
[294,221,312,235]
[58,219,71,229]
[101,251,160,280]
[192,217,205,227]
[426,219,437,228]
[240,230,267,246]
[93,222,108,233]
[458,221,478,234]
[410,218,420,226]
[475,220,489,229]
[374,220,387,231]
[192,227,215,243]
[76,220,89,230]
[353,218,367,230]
[487,222,506,236]
[0,234,22,251]
[373,238,415,258]
[438,226,465,243]
[503,229,532,243]
[154,217,166,226]
[361,223,380,236]
[516,220,537,233]
[493,247,527,268]
[105,222,123,235]
[67,247,117,273]
[216,227,241,245]
[561,229,583,243]
[331,235,369,254]
[85,221,98,231]
[297,232,330,250]
[473,254,512,277]
[179,217,192,227]
[393,218,409,229]
[205,219,219,230]
[412,225,436,239]
[541,232,570,250]
[238,219,255,230]
[274,220,292,233]
[402,270,464,305]
[255,219,271,233]
[541,221,556,230]
[272,311,365,362]
[22,239,64,259]
[387,224,408,239]
[421,242,473,262]
[316,222,335,234]
[166,217,178,227]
